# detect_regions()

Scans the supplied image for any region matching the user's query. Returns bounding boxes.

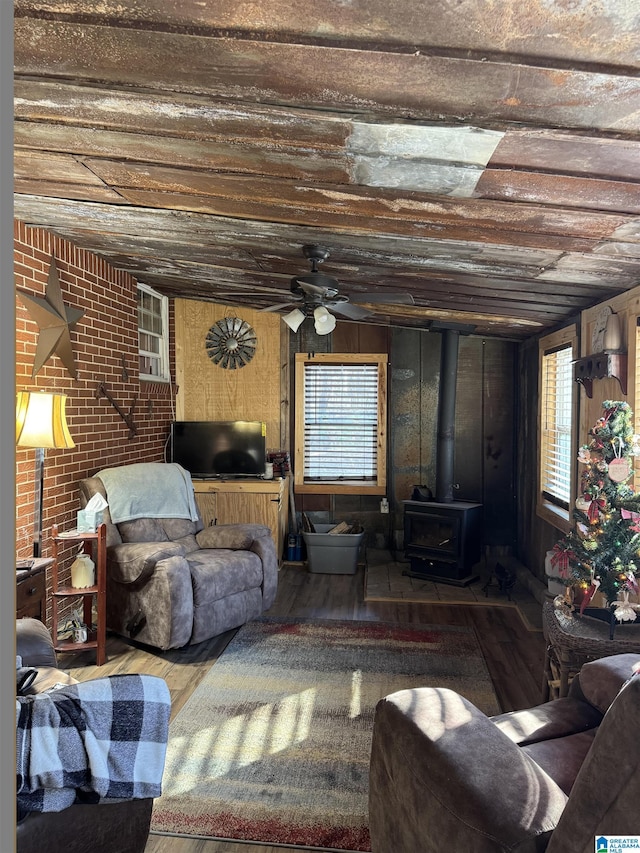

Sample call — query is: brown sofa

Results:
[79,464,278,650]
[369,653,640,853]
[16,617,165,853]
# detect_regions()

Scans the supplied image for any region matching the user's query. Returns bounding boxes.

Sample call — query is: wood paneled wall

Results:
[579,285,640,443]
[174,299,286,452]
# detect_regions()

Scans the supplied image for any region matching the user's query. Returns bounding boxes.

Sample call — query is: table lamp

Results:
[16,391,75,557]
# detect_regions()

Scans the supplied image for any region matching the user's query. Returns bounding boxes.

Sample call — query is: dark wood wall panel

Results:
[454,336,485,502]
[390,328,437,508]
[389,328,516,551]
[332,323,389,354]
[481,338,517,547]
[417,335,442,493]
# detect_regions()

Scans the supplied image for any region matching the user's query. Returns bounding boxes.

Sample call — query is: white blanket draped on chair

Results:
[97,462,199,524]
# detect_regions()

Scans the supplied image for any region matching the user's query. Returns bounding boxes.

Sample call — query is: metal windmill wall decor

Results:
[205,317,257,369]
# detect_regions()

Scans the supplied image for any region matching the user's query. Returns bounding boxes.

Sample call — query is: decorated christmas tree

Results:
[551,400,640,622]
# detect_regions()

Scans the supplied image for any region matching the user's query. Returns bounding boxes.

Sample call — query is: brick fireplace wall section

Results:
[15,220,176,626]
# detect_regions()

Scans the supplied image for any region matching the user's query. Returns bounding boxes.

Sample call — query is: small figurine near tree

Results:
[551,400,640,623]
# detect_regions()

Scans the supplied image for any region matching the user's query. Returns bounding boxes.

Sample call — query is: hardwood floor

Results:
[58,563,546,853]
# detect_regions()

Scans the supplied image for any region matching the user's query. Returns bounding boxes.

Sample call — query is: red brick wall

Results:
[15,221,176,624]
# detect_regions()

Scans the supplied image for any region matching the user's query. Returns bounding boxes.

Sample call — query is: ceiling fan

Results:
[262,245,415,334]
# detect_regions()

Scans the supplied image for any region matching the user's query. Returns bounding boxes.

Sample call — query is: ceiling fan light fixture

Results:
[313,306,336,335]
[282,308,306,332]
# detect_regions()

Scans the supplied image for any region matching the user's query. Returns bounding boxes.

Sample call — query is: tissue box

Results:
[77,509,104,533]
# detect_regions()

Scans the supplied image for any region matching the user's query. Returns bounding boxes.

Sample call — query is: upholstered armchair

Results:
[17,618,170,853]
[369,653,640,853]
[79,462,278,650]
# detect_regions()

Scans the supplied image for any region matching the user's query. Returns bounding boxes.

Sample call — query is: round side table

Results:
[542,599,640,699]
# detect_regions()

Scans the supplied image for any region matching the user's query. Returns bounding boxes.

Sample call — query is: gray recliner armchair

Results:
[79,462,278,650]
[369,653,640,853]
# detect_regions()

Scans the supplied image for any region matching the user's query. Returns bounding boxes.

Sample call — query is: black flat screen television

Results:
[170,420,266,478]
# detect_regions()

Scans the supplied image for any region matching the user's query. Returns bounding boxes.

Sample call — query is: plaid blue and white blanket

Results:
[17,674,171,815]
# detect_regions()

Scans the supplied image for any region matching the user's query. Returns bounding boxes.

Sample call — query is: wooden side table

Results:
[16,557,53,621]
[51,524,107,666]
[542,599,640,699]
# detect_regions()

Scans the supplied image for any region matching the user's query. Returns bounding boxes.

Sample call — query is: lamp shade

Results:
[313,306,336,335]
[282,308,306,332]
[16,391,75,449]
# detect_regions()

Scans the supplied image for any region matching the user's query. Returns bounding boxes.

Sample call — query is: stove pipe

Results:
[435,329,460,503]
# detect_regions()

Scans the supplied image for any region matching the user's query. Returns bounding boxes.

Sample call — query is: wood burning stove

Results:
[402,325,483,585]
[403,499,482,585]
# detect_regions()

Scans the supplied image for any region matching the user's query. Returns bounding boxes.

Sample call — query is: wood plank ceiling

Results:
[13,0,640,340]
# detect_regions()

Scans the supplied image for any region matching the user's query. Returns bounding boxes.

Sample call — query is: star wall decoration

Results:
[18,255,85,379]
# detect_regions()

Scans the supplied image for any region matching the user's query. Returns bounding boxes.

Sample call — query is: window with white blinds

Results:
[294,353,387,493]
[540,344,573,509]
[303,362,378,480]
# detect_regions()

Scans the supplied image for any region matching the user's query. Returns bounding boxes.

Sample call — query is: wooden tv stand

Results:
[192,477,288,563]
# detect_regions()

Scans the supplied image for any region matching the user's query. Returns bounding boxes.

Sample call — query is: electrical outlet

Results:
[380,498,389,514]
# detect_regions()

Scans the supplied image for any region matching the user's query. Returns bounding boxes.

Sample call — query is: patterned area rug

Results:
[151,617,500,851]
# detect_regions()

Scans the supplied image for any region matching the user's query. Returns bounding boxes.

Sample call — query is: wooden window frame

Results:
[137,282,170,383]
[634,318,640,494]
[537,325,578,533]
[294,353,387,495]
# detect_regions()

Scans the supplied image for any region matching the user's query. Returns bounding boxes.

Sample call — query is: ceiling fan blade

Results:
[350,292,415,305]
[259,301,298,312]
[293,278,336,297]
[326,301,373,320]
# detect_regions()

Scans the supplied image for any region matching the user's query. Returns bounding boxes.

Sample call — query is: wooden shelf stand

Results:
[51,524,107,666]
